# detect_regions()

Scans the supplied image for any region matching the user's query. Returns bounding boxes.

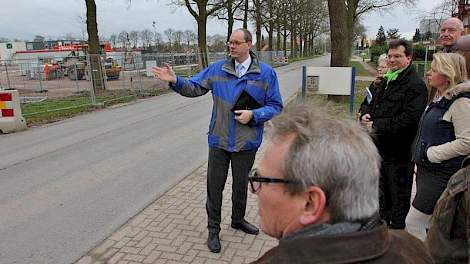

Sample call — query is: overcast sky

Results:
[0,0,444,41]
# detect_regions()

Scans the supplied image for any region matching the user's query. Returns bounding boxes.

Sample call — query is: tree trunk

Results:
[254,0,262,51]
[197,18,209,68]
[226,0,234,43]
[85,0,105,91]
[290,31,295,58]
[328,0,349,66]
[283,32,287,56]
[267,0,274,51]
[243,0,249,29]
[268,23,274,51]
[276,25,281,54]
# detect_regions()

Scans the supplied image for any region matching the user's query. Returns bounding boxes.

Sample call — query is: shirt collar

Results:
[235,56,251,70]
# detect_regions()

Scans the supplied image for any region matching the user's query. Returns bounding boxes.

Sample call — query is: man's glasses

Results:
[248,169,297,193]
[227,41,247,47]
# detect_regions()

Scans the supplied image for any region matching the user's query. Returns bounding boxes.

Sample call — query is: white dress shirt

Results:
[235,56,251,78]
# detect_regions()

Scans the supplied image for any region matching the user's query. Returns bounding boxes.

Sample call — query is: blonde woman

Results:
[406,53,470,241]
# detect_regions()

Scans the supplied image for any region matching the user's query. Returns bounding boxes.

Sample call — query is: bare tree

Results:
[118,31,129,48]
[33,35,46,42]
[85,0,104,90]
[327,0,416,67]
[183,30,197,50]
[253,0,264,51]
[154,32,163,50]
[276,0,291,56]
[208,34,227,51]
[243,0,249,28]
[164,28,175,51]
[418,0,458,36]
[212,0,244,43]
[128,30,139,48]
[109,34,117,47]
[140,29,153,48]
[171,0,223,67]
[174,30,184,52]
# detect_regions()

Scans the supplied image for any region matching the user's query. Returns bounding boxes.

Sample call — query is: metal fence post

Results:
[86,55,96,105]
[100,54,108,92]
[120,56,126,90]
[74,63,80,93]
[301,65,306,100]
[349,67,356,118]
[134,53,143,94]
[5,63,11,89]
[37,60,44,93]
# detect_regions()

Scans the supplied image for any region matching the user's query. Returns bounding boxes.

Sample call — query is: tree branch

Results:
[184,0,199,19]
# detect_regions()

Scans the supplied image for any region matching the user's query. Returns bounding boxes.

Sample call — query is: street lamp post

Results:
[152,21,157,52]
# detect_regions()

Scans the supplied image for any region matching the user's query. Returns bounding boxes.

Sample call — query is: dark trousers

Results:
[379,161,414,229]
[206,147,257,234]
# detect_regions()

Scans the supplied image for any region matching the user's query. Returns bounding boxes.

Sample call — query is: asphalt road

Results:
[0,55,330,264]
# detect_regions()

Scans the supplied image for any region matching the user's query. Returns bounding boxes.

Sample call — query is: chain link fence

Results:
[0,51,289,124]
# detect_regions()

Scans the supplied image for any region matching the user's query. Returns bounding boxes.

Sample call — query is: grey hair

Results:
[378,53,388,64]
[443,17,464,32]
[269,104,381,223]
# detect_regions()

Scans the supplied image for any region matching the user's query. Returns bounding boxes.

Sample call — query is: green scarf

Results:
[383,68,405,85]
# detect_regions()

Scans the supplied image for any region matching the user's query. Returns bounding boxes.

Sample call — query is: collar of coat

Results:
[222,50,261,77]
[443,43,458,53]
[270,223,393,263]
[443,80,470,100]
[385,63,415,85]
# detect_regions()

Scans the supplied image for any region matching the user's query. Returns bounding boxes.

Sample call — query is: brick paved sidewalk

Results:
[76,152,276,264]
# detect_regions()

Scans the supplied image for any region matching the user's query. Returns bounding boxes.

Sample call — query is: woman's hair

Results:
[377,53,388,64]
[431,53,467,93]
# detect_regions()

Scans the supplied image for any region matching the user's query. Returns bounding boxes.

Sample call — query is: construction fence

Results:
[0,51,290,124]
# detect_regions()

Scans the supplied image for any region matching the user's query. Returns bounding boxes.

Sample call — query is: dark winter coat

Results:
[364,64,428,163]
[251,223,432,264]
[426,156,470,264]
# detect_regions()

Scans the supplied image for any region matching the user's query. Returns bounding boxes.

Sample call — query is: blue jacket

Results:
[170,53,283,152]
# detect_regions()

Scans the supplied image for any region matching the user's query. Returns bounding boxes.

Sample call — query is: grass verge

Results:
[21,89,170,126]
[291,80,371,118]
[350,61,373,77]
[288,55,321,63]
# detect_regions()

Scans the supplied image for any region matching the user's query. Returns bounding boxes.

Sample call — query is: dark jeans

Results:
[206,147,257,234]
[379,161,414,229]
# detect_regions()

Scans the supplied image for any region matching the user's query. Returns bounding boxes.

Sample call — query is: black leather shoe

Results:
[207,232,221,253]
[231,219,259,235]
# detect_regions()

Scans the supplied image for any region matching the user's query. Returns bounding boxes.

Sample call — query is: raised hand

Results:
[152,63,177,84]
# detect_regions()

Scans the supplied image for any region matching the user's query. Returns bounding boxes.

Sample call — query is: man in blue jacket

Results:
[153,28,283,253]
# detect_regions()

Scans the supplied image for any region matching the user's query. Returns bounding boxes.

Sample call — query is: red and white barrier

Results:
[0,90,27,133]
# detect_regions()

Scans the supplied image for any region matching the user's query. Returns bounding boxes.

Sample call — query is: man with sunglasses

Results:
[250,104,431,263]
[153,28,283,253]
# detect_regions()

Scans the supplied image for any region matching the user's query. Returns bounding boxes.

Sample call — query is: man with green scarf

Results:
[360,39,428,229]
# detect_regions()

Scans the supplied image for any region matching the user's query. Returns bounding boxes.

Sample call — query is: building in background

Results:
[0,42,27,61]
[454,0,470,34]
[419,18,444,40]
